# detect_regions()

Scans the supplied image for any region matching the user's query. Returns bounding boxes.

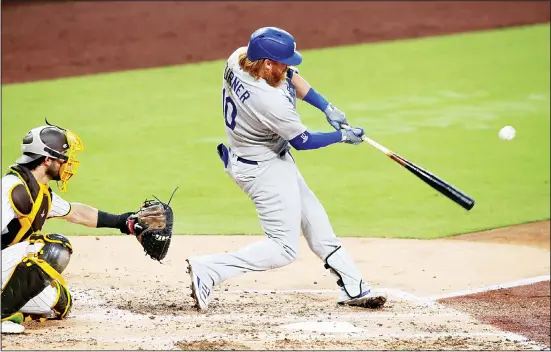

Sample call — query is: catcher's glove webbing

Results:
[127,188,178,262]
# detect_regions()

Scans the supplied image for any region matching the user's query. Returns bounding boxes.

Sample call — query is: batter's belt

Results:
[216,143,288,167]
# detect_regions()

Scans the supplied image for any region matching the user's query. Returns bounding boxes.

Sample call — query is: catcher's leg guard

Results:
[20,233,73,320]
[1,234,73,321]
[324,246,367,299]
[21,279,72,321]
[1,256,54,320]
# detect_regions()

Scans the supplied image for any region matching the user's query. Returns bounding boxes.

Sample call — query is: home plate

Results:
[280,321,364,333]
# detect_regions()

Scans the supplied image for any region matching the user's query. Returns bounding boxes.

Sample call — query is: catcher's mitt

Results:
[127,189,177,262]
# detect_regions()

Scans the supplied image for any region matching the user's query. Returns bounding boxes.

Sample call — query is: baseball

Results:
[498,125,516,140]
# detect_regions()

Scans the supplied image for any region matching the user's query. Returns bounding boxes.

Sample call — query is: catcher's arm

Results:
[62,199,169,238]
[61,202,134,233]
[55,197,174,262]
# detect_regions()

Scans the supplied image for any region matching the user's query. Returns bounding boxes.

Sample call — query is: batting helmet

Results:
[247,27,302,66]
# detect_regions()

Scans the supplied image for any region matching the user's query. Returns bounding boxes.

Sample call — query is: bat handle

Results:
[340,124,392,155]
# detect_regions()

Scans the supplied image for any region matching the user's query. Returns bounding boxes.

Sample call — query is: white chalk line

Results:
[425,275,550,300]
[224,288,339,294]
[223,288,437,307]
[503,332,551,351]
[420,275,551,350]
[72,287,547,349]
[69,278,550,350]
[363,286,548,351]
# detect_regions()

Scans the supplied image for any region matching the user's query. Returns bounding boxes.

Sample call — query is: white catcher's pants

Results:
[191,151,367,297]
[2,241,65,318]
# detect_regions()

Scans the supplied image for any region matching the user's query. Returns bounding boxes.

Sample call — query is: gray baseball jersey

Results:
[222,47,306,161]
[187,47,371,303]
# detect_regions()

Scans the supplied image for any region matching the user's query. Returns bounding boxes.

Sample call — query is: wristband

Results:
[303,88,329,112]
[97,211,129,230]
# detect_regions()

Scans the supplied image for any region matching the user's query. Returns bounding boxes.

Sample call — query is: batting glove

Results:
[324,104,349,131]
[340,126,364,145]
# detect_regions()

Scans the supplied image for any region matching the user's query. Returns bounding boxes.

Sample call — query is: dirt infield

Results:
[1,222,550,350]
[442,281,550,346]
[2,1,550,350]
[2,1,549,84]
[449,220,550,250]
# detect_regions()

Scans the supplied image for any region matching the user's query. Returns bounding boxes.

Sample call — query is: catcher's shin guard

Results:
[21,279,72,320]
[324,246,366,299]
[19,234,73,320]
[2,234,72,321]
[1,257,53,320]
[52,279,72,319]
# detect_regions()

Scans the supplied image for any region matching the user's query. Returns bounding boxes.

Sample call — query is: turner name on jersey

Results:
[223,64,251,104]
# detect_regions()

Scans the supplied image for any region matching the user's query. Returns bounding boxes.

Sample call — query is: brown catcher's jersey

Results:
[1,165,71,250]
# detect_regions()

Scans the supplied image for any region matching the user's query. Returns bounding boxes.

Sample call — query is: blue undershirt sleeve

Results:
[289,130,342,151]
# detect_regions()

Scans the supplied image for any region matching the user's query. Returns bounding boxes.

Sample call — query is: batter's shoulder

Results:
[250,88,294,114]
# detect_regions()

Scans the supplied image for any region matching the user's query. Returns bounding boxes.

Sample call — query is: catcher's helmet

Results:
[16,125,69,164]
[16,119,84,192]
[247,27,302,66]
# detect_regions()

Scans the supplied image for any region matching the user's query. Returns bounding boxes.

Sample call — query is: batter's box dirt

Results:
[1,287,537,350]
[2,231,549,350]
[175,340,251,351]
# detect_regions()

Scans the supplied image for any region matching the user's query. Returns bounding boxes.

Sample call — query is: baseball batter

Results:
[187,27,386,311]
[1,120,166,334]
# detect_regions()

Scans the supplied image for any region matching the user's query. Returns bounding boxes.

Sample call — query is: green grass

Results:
[2,24,549,238]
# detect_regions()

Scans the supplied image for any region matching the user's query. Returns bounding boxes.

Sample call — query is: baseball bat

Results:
[343,125,475,211]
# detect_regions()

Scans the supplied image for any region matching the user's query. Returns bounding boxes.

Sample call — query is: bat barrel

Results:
[393,154,475,211]
[356,128,475,211]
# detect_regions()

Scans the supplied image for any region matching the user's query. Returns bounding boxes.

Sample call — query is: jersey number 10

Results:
[222,88,237,130]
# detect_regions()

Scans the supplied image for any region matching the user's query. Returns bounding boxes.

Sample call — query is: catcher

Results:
[1,120,174,334]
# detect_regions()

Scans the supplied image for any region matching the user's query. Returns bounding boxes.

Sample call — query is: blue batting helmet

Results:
[246,27,302,66]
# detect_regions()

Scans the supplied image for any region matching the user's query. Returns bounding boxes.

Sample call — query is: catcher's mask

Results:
[16,118,84,192]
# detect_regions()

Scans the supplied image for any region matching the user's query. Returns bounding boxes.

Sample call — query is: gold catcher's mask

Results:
[16,118,84,192]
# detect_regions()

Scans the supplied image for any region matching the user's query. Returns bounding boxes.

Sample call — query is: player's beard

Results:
[264,65,288,87]
[46,160,62,181]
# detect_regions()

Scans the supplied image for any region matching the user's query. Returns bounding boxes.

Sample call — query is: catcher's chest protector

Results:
[2,165,52,250]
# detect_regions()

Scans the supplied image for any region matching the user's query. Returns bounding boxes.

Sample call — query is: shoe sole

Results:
[186,259,204,312]
[339,295,387,309]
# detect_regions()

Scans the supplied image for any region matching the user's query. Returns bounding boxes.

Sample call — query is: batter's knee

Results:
[271,238,299,267]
